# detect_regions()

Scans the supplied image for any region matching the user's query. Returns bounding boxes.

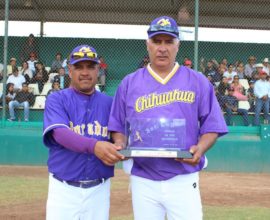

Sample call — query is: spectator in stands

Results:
[251,63,264,82]
[223,87,249,126]
[215,65,226,83]
[6,67,26,92]
[219,58,228,72]
[51,52,63,73]
[223,63,237,84]
[230,75,248,101]
[98,56,108,92]
[27,52,39,74]
[47,80,61,97]
[54,67,70,89]
[203,59,218,77]
[218,76,230,96]
[253,70,270,125]
[30,61,49,93]
[19,61,33,84]
[6,83,16,104]
[183,59,193,68]
[207,74,215,86]
[247,80,255,112]
[262,58,269,75]
[138,55,150,68]
[214,86,224,110]
[8,82,35,122]
[7,57,17,76]
[20,33,39,63]
[244,56,256,81]
[236,61,245,79]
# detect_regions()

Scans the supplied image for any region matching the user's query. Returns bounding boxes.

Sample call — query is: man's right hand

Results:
[94,141,125,166]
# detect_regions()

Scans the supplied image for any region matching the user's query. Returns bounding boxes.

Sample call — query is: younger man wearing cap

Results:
[109,16,228,219]
[43,45,124,220]
[254,70,270,125]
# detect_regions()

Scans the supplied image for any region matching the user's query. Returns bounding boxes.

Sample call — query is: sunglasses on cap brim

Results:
[71,51,97,60]
[148,25,179,35]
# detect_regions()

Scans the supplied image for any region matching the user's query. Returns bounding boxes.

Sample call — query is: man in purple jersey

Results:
[108,16,228,220]
[43,44,124,220]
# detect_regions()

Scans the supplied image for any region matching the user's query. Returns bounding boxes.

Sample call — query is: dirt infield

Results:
[0,166,270,219]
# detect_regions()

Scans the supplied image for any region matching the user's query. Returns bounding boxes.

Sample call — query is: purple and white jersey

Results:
[43,88,113,181]
[108,63,228,181]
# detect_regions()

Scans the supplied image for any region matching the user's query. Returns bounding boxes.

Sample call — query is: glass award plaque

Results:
[119,118,192,158]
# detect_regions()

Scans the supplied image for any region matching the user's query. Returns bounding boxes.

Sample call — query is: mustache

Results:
[79,77,92,80]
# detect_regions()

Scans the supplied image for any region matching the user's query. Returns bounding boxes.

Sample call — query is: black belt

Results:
[53,175,106,189]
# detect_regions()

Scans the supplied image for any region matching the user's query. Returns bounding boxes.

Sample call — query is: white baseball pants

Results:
[130,172,202,220]
[46,174,111,220]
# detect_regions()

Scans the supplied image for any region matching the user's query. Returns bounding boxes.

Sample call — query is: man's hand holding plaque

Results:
[119,118,193,159]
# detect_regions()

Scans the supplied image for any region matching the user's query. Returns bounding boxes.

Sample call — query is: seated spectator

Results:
[51,52,63,73]
[47,80,61,97]
[223,87,249,126]
[8,82,35,122]
[244,56,256,81]
[98,56,108,92]
[7,57,17,76]
[230,75,248,101]
[203,59,218,77]
[223,64,237,84]
[262,58,269,75]
[138,55,150,68]
[236,61,245,79]
[54,67,70,89]
[19,61,33,83]
[6,67,26,92]
[30,61,49,93]
[218,76,230,96]
[207,74,215,86]
[251,63,264,82]
[253,70,270,125]
[247,80,255,112]
[27,52,38,74]
[6,83,16,104]
[214,86,224,109]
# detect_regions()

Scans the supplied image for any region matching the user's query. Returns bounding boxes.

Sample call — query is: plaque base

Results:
[119,148,192,159]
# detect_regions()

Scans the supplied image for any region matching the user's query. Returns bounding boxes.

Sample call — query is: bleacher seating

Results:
[32,96,46,109]
[28,83,40,95]
[238,100,250,110]
[41,83,52,95]
[45,66,51,73]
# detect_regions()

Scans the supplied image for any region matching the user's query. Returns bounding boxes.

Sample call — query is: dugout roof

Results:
[1,0,269,30]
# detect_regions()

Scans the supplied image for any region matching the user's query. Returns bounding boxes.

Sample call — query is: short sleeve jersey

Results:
[109,63,228,180]
[43,88,113,181]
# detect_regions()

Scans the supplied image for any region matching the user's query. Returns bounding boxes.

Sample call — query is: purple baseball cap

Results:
[69,44,100,65]
[147,16,179,39]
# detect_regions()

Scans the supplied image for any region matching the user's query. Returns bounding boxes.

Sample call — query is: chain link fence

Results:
[1,0,270,126]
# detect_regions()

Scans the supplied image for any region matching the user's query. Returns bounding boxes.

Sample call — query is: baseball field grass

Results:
[0,166,270,220]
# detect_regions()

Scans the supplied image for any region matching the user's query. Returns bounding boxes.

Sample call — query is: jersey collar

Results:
[147,62,180,85]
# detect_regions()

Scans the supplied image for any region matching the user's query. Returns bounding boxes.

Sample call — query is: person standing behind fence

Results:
[108,16,228,220]
[254,70,270,125]
[20,34,39,63]
[98,56,108,92]
[43,44,124,220]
